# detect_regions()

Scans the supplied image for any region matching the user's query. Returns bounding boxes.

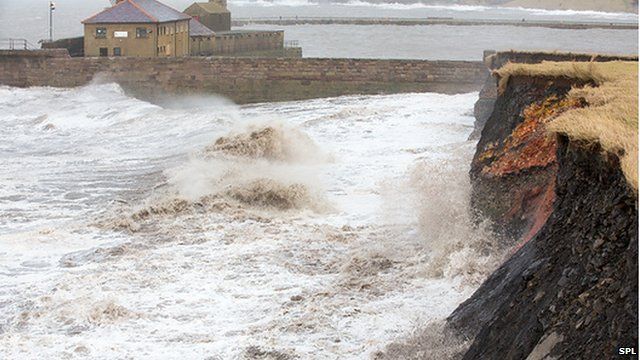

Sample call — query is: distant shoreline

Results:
[348,0,640,14]
[233,17,638,30]
[498,0,638,14]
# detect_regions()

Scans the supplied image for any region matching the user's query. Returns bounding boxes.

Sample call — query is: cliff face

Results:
[452,136,638,359]
[470,76,589,246]
[450,67,638,359]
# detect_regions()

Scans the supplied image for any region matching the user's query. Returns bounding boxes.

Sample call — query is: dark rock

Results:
[449,136,638,359]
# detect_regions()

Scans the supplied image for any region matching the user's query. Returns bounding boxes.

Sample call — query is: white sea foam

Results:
[0,85,491,359]
[509,6,639,19]
[341,1,494,11]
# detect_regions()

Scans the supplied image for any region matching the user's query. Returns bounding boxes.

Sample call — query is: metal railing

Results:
[0,38,38,50]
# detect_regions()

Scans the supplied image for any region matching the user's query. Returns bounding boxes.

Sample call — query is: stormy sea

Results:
[0,0,638,359]
[0,83,495,358]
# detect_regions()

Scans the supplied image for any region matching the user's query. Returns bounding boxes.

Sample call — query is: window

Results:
[99,47,108,57]
[96,27,107,38]
[113,47,121,56]
[136,28,148,38]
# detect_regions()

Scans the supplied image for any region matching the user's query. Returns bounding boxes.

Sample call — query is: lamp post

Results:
[49,1,55,42]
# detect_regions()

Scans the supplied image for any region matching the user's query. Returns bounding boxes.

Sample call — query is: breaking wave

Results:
[98,123,331,233]
[168,123,329,209]
[204,123,326,163]
[226,178,313,210]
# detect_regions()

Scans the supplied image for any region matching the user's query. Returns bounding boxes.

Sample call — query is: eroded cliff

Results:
[450,60,638,359]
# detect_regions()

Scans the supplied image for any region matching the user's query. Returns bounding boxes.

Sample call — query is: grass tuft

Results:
[496,61,638,191]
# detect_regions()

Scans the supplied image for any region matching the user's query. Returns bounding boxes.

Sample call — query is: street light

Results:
[49,1,56,42]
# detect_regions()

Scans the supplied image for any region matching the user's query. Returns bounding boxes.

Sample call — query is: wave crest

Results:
[205,123,324,163]
[226,178,312,210]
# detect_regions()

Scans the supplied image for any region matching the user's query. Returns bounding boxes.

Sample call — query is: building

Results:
[189,19,285,57]
[185,0,292,57]
[189,18,216,56]
[183,0,231,32]
[78,0,300,58]
[82,0,191,57]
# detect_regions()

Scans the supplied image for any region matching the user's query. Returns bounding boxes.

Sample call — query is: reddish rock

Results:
[470,76,587,247]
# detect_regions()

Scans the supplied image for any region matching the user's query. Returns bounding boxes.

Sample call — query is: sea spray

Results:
[375,142,504,284]
[409,150,504,283]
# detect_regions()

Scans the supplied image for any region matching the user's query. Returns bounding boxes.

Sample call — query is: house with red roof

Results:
[82,0,191,57]
[78,0,300,58]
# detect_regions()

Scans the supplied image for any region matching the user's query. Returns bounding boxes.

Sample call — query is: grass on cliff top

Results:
[496,61,638,191]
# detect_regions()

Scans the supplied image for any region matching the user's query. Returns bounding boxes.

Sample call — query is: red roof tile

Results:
[83,0,190,24]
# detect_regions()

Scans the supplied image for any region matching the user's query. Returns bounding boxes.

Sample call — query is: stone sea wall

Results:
[0,50,487,103]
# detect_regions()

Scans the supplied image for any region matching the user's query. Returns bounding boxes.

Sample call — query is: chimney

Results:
[209,0,227,8]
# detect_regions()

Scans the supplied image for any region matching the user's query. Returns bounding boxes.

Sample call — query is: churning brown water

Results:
[0,84,500,358]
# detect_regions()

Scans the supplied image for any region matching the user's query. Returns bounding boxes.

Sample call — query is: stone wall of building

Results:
[0,50,487,103]
[191,30,284,57]
[156,20,190,57]
[214,31,284,55]
[84,22,157,57]
[83,20,190,58]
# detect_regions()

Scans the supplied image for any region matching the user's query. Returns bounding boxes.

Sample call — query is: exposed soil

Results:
[470,75,589,246]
